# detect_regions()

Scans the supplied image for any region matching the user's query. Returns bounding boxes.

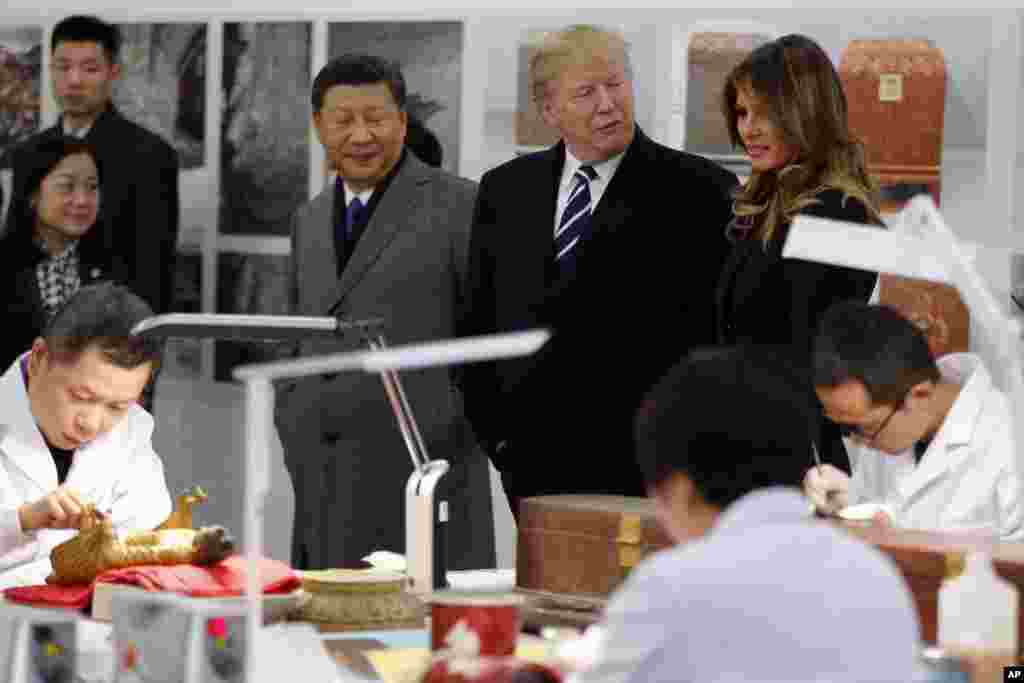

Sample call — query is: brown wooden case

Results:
[840,523,1024,658]
[839,39,947,213]
[878,274,970,358]
[516,495,673,599]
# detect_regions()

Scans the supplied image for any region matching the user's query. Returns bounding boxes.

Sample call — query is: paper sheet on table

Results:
[365,641,550,682]
[838,502,896,522]
[363,551,408,573]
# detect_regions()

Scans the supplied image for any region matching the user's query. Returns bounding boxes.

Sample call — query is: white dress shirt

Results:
[0,357,171,588]
[554,150,625,236]
[62,119,93,139]
[575,488,921,683]
[341,182,373,209]
[847,353,1024,541]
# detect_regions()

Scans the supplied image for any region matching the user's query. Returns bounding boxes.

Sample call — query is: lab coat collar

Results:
[898,353,991,503]
[712,487,811,537]
[0,355,59,492]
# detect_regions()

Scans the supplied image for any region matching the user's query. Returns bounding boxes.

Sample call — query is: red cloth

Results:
[3,555,300,610]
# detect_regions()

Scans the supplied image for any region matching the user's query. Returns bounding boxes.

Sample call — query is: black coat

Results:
[714,188,881,469]
[6,105,180,314]
[0,227,113,368]
[457,127,738,509]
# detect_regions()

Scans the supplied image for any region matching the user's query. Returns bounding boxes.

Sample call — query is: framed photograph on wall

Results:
[219,21,311,237]
[328,20,463,176]
[662,21,778,181]
[114,22,206,169]
[514,27,559,152]
[0,25,42,230]
[0,26,41,159]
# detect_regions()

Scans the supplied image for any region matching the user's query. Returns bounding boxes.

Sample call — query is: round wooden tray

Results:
[300,568,408,594]
[293,569,425,628]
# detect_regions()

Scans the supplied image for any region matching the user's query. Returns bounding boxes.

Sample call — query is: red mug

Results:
[429,591,525,657]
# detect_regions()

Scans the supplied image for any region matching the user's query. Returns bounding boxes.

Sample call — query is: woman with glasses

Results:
[714,34,884,471]
[0,136,110,369]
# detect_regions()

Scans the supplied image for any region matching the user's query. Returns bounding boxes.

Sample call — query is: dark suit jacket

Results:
[457,127,738,506]
[274,153,495,571]
[0,226,113,367]
[7,105,180,314]
[714,188,881,469]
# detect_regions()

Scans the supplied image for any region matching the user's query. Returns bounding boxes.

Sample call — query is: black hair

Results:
[634,345,817,509]
[4,136,102,247]
[812,301,941,407]
[311,53,406,113]
[43,282,161,369]
[406,115,443,168]
[51,15,121,64]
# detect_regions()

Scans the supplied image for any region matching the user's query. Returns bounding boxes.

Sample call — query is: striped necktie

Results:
[554,165,598,272]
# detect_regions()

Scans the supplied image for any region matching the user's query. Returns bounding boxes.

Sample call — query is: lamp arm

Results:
[365,334,432,471]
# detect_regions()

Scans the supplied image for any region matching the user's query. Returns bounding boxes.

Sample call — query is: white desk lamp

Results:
[784,194,1024,466]
[128,315,548,681]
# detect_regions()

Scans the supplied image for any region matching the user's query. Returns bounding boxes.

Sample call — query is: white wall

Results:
[5,4,1020,568]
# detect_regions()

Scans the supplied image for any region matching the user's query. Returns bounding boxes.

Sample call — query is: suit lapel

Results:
[584,128,650,247]
[80,106,119,147]
[14,267,47,336]
[525,144,564,291]
[547,133,644,296]
[302,190,344,315]
[333,157,430,305]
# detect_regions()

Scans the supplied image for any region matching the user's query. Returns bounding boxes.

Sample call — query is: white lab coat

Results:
[848,353,1024,541]
[0,357,171,588]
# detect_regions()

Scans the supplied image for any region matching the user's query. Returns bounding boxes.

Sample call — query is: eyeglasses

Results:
[838,404,899,445]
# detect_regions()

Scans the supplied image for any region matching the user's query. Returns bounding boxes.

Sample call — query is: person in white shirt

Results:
[804,301,1024,540]
[574,346,921,683]
[0,282,171,588]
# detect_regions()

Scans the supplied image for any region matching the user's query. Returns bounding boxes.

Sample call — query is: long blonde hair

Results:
[721,34,882,246]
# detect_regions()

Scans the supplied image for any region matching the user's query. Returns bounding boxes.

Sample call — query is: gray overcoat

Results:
[274,152,495,571]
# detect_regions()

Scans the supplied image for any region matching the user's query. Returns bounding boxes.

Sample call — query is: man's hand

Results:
[803,464,851,516]
[871,510,894,528]
[18,487,85,532]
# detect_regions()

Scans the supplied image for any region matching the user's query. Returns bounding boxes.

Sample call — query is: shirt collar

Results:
[62,119,94,138]
[338,148,408,207]
[561,147,626,190]
[34,237,79,263]
[342,183,374,207]
[931,352,991,449]
[711,487,813,537]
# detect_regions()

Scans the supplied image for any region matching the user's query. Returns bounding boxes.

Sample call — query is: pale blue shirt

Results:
[575,488,922,683]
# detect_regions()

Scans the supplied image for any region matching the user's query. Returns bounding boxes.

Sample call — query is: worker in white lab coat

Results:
[805,302,1024,541]
[0,283,171,588]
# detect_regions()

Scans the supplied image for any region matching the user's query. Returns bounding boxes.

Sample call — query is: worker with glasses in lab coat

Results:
[805,301,1024,540]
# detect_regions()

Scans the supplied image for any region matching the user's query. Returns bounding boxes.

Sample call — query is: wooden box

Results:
[878,274,970,358]
[839,39,946,213]
[516,495,672,599]
[840,523,1024,658]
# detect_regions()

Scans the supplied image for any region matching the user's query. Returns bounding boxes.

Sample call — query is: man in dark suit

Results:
[457,25,738,517]
[274,55,495,571]
[7,15,179,315]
